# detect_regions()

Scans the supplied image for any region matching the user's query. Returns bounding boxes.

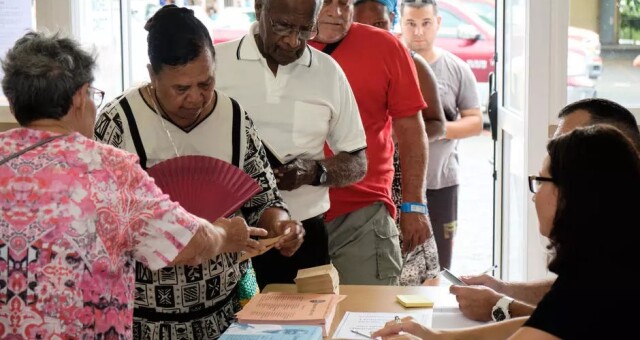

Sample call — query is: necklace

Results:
[146,85,180,158]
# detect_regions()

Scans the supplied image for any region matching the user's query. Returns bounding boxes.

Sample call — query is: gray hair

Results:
[1,32,96,125]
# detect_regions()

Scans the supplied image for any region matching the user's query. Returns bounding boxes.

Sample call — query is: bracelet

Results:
[400,202,428,214]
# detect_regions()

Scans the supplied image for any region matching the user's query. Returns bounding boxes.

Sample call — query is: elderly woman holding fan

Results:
[94,5,304,339]
[0,32,266,339]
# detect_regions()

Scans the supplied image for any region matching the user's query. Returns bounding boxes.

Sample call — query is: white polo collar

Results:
[235,22,313,68]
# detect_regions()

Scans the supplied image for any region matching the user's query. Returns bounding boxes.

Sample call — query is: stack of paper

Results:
[220,323,322,340]
[236,292,345,336]
[294,264,340,294]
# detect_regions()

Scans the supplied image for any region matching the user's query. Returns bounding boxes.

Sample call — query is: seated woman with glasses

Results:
[372,125,640,340]
[0,32,266,339]
[94,5,304,339]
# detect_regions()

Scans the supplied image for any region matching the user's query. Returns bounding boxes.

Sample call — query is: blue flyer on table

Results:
[220,323,323,340]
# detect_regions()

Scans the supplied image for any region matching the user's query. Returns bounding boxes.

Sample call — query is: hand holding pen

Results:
[478,264,498,276]
[449,266,512,323]
[349,316,403,339]
[351,328,373,338]
[459,265,503,291]
[441,265,498,286]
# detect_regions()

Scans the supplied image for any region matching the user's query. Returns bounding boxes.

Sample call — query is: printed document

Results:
[333,311,432,339]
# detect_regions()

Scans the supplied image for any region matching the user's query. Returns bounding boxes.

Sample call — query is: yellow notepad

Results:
[396,295,434,308]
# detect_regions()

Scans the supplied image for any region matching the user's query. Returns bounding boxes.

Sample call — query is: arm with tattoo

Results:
[273,150,367,191]
[321,149,367,187]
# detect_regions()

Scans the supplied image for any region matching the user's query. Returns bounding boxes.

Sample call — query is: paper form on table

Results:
[333,311,432,339]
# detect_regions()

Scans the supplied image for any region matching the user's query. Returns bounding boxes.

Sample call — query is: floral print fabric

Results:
[0,128,199,339]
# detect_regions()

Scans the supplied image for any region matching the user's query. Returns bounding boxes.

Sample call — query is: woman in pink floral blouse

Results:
[0,32,267,339]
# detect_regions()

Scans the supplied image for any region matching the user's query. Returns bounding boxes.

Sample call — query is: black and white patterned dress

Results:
[392,147,440,286]
[95,87,287,339]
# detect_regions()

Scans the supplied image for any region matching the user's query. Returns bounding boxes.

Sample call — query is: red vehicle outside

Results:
[433,0,495,85]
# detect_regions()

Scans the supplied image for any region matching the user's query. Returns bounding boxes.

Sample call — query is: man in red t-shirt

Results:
[309,0,431,285]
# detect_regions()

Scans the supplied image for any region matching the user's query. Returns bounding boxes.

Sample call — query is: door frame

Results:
[494,0,569,281]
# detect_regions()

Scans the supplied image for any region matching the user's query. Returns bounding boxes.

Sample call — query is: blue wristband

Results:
[401,202,428,214]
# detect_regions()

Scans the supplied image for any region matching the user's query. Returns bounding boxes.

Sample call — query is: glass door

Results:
[494,0,568,281]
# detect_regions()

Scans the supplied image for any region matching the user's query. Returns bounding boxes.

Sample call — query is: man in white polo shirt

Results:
[216,0,367,288]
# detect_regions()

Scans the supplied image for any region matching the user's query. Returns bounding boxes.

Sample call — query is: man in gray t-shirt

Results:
[400,0,484,271]
[428,50,481,190]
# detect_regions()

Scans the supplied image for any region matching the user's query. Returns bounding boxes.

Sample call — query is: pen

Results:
[480,264,498,275]
[351,329,372,338]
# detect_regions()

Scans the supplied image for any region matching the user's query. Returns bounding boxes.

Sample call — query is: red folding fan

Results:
[147,155,261,222]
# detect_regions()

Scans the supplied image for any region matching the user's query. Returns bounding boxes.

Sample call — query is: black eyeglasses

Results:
[88,86,105,108]
[528,175,554,194]
[269,17,318,40]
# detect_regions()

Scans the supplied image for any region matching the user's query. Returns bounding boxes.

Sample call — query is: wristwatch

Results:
[312,161,328,186]
[491,296,514,322]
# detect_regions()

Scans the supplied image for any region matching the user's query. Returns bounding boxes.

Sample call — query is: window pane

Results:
[503,0,526,113]
[568,0,640,107]
[126,1,257,86]
[464,2,495,26]
[502,132,526,281]
[439,9,465,37]
[77,0,123,104]
[129,0,155,86]
[0,1,34,105]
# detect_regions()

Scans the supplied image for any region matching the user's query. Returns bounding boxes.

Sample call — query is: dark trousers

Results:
[427,185,459,270]
[252,215,330,290]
